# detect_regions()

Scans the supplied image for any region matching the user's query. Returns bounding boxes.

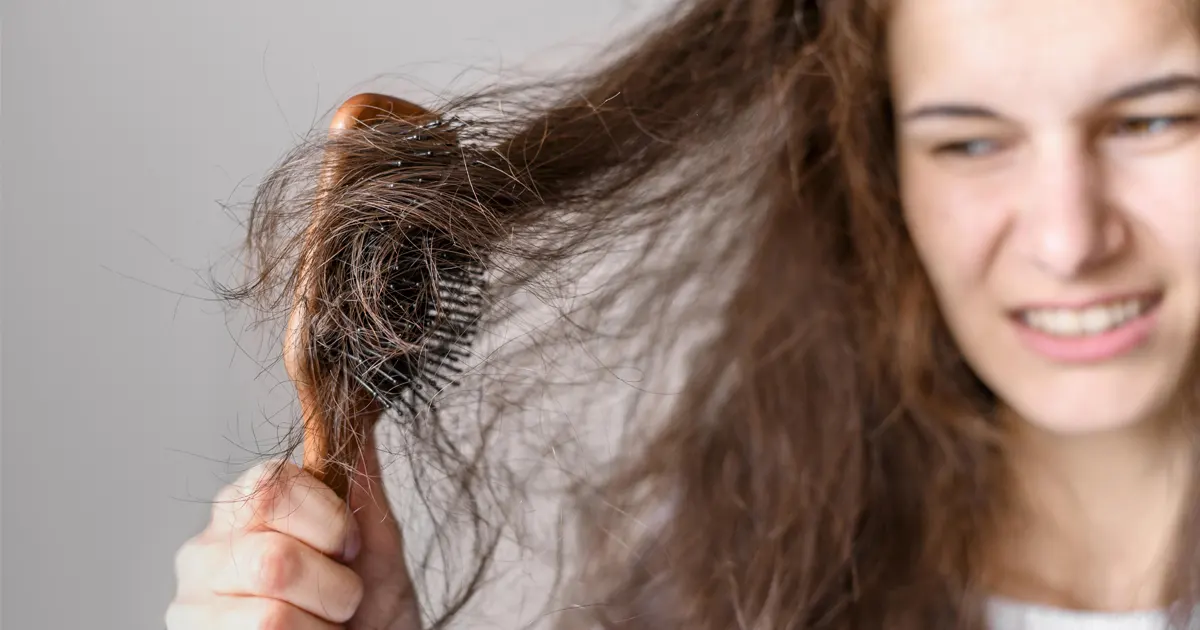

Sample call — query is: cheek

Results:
[901,165,1011,302]
[1119,158,1200,271]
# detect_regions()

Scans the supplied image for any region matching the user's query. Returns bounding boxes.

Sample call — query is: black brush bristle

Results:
[354,231,485,418]
[313,115,486,420]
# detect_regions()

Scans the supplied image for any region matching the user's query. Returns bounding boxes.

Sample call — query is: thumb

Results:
[345,432,422,630]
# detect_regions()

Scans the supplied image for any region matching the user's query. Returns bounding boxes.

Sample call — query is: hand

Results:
[166,440,420,630]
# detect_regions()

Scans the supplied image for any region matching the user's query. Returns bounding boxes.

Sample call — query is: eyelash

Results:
[931,115,1200,158]
[1107,114,1198,137]
[932,139,1001,157]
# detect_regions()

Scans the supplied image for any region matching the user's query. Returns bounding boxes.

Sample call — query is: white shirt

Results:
[987,598,1191,629]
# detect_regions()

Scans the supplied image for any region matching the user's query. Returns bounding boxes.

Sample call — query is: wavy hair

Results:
[226,0,1200,628]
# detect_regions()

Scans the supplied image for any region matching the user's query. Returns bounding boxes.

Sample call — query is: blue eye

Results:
[934,138,1000,157]
[1110,115,1195,136]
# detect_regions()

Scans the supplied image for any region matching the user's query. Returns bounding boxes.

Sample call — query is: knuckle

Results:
[213,478,244,502]
[239,460,297,498]
[237,460,275,485]
[215,462,298,529]
[321,502,353,543]
[173,534,221,592]
[253,599,301,630]
[211,483,255,527]
[163,602,188,629]
[172,538,200,578]
[248,536,301,595]
[210,484,238,512]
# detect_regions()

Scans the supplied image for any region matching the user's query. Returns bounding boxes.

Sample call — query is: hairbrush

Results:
[284,93,486,500]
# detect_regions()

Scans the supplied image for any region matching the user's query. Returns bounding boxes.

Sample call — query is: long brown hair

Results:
[227,0,1200,628]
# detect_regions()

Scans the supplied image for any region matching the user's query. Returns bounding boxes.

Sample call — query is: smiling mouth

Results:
[1016,293,1162,338]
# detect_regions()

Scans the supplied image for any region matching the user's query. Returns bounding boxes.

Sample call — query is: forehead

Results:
[887,0,1200,108]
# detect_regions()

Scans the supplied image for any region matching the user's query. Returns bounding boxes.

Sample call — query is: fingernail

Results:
[343,519,362,562]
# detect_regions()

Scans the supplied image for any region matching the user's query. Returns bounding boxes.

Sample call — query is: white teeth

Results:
[1021,299,1148,337]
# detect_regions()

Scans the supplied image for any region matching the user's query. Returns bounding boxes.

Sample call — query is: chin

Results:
[997,374,1182,437]
[1017,405,1148,436]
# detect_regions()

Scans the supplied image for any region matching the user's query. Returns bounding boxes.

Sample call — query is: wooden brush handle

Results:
[329,92,435,131]
[285,93,441,500]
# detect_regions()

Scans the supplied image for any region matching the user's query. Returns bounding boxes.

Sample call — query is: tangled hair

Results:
[227,0,1200,628]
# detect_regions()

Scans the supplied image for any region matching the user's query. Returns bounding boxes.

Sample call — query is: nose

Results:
[1019,141,1127,278]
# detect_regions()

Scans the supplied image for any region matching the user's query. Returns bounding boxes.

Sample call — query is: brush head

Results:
[291,94,486,498]
[316,222,486,418]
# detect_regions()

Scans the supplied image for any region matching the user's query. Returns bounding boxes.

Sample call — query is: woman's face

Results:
[890,0,1200,434]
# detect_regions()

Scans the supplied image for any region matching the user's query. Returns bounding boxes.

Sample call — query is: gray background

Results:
[2,1,667,628]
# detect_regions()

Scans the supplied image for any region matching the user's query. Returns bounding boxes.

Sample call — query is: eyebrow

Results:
[900,73,1200,122]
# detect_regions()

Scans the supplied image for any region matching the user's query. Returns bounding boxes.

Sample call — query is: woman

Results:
[167,0,1200,628]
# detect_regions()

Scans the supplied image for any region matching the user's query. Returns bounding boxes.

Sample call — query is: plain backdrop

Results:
[2,1,672,627]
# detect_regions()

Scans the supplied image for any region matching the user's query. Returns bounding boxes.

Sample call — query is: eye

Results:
[1107,115,1198,137]
[932,138,1002,158]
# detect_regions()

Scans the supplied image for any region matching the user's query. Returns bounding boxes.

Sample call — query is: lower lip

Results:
[1013,305,1159,363]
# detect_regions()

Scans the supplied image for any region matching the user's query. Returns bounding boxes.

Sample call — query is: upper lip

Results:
[1010,290,1163,313]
